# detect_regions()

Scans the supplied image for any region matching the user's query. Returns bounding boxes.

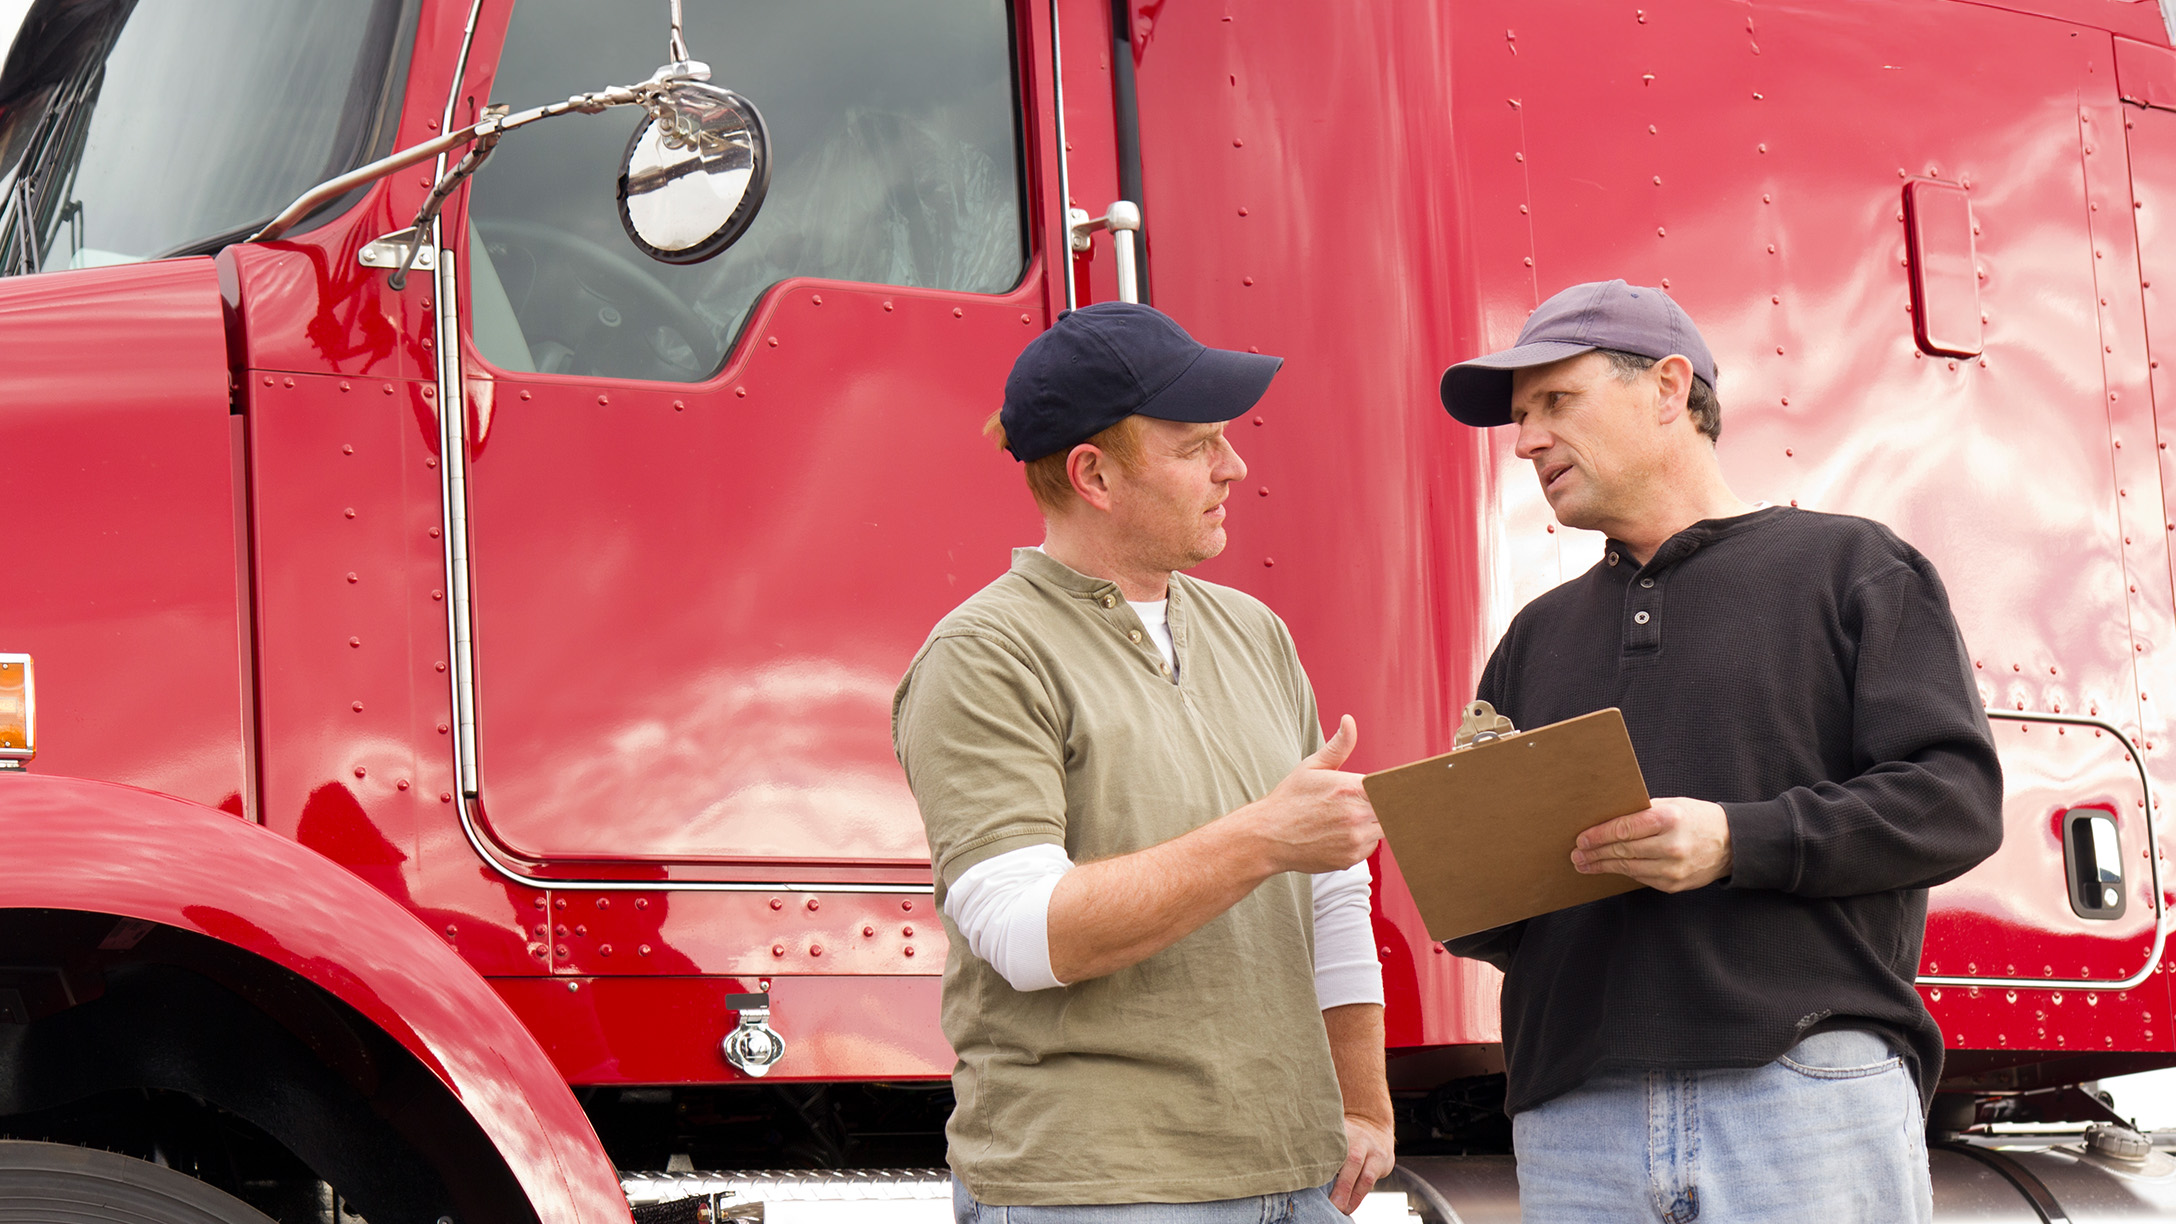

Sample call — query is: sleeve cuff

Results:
[937,830,1067,899]
[1723,798,1797,892]
[1314,959,1385,1010]
[1012,869,1068,991]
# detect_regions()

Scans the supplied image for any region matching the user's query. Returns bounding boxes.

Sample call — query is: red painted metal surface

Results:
[544,890,936,977]
[0,773,630,1224]
[496,974,951,1084]
[0,259,247,813]
[2117,34,2176,110]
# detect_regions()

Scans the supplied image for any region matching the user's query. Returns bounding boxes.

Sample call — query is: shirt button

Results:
[1100,595,1115,608]
[1129,630,1143,643]
[1160,663,1171,675]
[1640,577,1655,588]
[1607,551,1620,566]
[1634,610,1651,625]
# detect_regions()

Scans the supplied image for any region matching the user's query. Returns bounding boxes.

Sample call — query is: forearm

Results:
[1726,745,2004,896]
[1324,1002,1392,1128]
[1046,811,1275,983]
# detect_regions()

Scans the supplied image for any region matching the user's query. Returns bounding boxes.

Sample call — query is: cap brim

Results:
[1438,340,1597,427]
[1135,345,1283,424]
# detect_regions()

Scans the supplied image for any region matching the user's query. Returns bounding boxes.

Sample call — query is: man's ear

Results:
[1067,443,1116,512]
[1651,354,1694,427]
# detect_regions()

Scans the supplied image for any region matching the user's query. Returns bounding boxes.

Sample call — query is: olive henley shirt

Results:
[1446,506,2004,1115]
[892,547,1349,1205]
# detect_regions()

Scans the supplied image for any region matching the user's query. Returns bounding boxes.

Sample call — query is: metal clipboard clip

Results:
[1452,700,1517,750]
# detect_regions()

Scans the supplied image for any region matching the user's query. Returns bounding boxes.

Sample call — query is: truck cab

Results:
[4,0,2176,1219]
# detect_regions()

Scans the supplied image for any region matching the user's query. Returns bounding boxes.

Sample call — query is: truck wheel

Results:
[0,1139,279,1224]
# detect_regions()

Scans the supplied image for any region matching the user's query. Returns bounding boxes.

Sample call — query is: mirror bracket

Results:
[357,227,436,273]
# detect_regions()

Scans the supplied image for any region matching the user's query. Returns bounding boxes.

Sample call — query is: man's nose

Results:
[1514,420,1550,460]
[1217,438,1249,484]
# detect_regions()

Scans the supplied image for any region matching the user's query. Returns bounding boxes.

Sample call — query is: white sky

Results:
[0,2,29,62]
[2103,1068,2176,1131]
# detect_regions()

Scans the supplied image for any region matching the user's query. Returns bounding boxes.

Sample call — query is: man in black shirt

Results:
[1438,280,2003,1222]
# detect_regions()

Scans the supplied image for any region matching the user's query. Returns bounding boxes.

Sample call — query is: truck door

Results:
[447,0,1066,887]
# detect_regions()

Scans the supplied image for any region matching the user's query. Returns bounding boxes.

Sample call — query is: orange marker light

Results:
[0,655,33,768]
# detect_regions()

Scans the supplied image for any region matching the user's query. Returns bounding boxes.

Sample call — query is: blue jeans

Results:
[1513,1029,1932,1223]
[951,1179,1345,1223]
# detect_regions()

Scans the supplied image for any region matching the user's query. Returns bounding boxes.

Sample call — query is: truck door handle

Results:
[2063,808,2129,920]
[1068,200,1143,304]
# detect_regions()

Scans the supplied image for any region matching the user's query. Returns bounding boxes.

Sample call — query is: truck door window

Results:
[0,0,412,275]
[467,0,1026,383]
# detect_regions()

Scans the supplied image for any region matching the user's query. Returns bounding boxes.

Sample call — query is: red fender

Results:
[0,773,630,1224]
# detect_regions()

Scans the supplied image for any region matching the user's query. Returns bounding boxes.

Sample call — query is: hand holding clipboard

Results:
[1363,703,1653,942]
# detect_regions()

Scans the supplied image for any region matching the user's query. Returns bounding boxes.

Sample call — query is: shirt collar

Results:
[1013,546,1129,602]
[1606,505,1789,577]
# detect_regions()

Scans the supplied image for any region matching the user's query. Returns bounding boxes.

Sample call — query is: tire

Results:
[0,1139,279,1224]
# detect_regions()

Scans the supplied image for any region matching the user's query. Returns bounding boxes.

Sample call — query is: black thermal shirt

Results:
[1445,506,2004,1115]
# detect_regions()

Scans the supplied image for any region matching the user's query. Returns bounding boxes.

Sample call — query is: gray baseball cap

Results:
[1439,279,1717,427]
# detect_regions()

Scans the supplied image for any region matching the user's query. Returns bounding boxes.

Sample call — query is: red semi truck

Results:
[5,0,2176,1218]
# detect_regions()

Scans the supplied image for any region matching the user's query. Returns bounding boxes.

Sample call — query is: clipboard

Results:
[1364,704,1652,942]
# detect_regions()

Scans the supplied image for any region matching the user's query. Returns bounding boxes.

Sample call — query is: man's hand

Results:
[1323,1002,1395,1215]
[1571,796,1732,892]
[1242,715,1381,874]
[1329,1111,1396,1213]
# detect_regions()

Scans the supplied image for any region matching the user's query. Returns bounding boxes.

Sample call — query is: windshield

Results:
[0,0,412,276]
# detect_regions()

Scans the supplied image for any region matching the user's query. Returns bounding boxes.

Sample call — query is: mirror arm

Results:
[668,0,691,66]
[249,125,485,242]
[250,81,655,248]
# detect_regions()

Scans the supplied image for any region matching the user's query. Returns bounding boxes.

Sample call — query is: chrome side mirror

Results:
[253,0,772,275]
[617,80,771,265]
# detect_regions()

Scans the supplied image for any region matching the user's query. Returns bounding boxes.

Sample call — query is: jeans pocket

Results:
[1776,1029,1901,1080]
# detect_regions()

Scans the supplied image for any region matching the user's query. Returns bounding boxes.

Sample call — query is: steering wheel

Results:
[473,217,719,382]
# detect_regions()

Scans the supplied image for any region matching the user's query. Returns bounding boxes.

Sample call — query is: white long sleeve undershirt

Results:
[944,845,1383,1005]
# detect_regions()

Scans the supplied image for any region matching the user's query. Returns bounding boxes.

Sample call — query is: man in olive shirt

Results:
[893,303,1393,1219]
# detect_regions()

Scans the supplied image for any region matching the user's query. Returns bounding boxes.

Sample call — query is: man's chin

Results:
[1177,528,1227,570]
[1546,497,1605,535]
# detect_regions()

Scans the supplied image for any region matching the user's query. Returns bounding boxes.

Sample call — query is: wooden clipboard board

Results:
[1364,705,1652,943]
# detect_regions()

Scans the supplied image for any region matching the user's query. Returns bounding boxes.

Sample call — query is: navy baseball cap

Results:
[1000,303,1283,462]
[1439,280,1717,427]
